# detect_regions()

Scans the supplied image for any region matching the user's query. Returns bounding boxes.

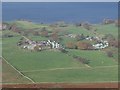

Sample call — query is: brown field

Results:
[1,82,119,88]
[2,59,32,84]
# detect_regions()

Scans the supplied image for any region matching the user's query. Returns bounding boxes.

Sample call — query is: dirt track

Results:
[1,82,119,88]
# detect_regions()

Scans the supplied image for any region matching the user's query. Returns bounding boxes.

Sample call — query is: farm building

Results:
[17,37,62,51]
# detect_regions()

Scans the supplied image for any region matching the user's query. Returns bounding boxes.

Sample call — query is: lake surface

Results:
[2,2,118,24]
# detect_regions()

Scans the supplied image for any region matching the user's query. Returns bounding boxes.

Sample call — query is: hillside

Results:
[2,20,118,83]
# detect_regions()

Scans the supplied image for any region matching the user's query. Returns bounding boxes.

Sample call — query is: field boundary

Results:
[20,65,118,73]
[2,56,35,83]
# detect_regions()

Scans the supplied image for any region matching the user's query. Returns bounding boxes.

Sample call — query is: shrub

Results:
[103,19,115,24]
[72,55,78,59]
[73,56,90,64]
[75,34,85,41]
[75,22,82,27]
[57,21,68,27]
[103,34,115,41]
[50,33,59,41]
[3,34,14,38]
[76,41,93,50]
[33,31,40,36]
[66,42,76,49]
[41,30,48,37]
[109,40,118,48]
[34,45,41,51]
[107,51,113,57]
[80,58,90,64]
[60,48,68,53]
[82,22,92,30]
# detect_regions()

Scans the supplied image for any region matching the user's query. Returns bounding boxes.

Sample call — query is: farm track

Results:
[21,65,118,73]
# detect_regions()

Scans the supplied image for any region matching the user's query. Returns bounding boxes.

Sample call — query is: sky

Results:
[1,0,120,2]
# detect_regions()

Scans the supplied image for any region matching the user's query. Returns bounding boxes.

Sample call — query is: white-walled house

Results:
[92,41,109,49]
[85,36,109,49]
[20,39,61,51]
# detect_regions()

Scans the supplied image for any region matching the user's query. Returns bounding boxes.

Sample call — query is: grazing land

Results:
[2,20,118,87]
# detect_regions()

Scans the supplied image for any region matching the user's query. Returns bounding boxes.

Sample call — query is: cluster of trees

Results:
[75,22,93,30]
[3,23,25,35]
[50,33,59,41]
[2,34,14,38]
[103,34,118,48]
[103,34,115,41]
[40,28,49,37]
[34,27,62,42]
[76,19,118,27]
[82,22,93,30]
[75,34,86,41]
[65,42,77,49]
[115,19,120,27]
[102,19,120,27]
[55,21,68,27]
[109,40,118,48]
[33,31,40,36]
[49,21,68,28]
[102,19,115,25]
[2,22,14,30]
[65,41,93,50]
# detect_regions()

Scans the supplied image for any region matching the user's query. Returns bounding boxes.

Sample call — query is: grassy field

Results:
[2,35,84,71]
[94,24,118,39]
[29,35,48,41]
[68,49,117,67]
[2,35,118,83]
[12,21,48,30]
[24,65,118,83]
[2,21,118,83]
[59,25,96,36]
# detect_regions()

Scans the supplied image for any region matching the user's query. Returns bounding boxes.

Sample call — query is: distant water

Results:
[2,2,118,24]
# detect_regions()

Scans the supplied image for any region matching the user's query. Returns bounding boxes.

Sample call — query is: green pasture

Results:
[24,66,118,83]
[61,25,96,36]
[94,24,118,38]
[2,34,118,83]
[2,35,84,71]
[68,49,118,67]
[2,22,118,83]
